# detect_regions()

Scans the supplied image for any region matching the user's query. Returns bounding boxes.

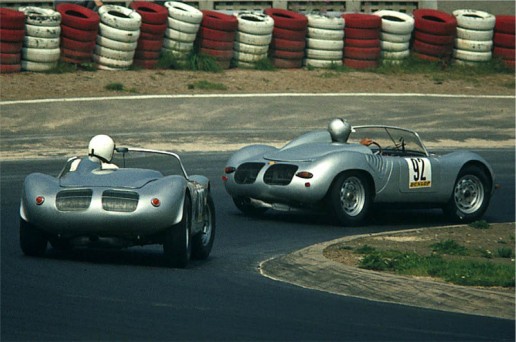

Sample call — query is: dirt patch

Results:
[324,222,515,292]
[1,68,514,101]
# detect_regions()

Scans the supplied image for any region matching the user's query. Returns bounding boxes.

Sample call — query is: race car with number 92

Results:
[222,118,496,226]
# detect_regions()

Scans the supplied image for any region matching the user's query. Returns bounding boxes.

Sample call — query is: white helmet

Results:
[88,134,115,163]
[328,118,351,143]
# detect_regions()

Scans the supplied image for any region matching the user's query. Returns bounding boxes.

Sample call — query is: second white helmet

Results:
[88,134,115,163]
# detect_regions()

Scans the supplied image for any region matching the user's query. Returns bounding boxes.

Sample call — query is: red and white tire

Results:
[413,39,453,57]
[0,41,23,53]
[0,8,25,29]
[270,38,305,52]
[306,14,344,30]
[0,28,25,42]
[307,27,344,40]
[235,31,272,46]
[201,10,238,32]
[95,44,135,60]
[167,17,200,34]
[344,47,381,60]
[272,27,307,41]
[454,38,493,52]
[61,24,97,42]
[306,48,342,60]
[25,23,61,38]
[380,31,411,43]
[93,53,132,68]
[0,63,22,73]
[96,35,138,51]
[22,47,60,62]
[453,49,491,62]
[129,1,168,25]
[345,27,380,40]
[233,41,268,55]
[413,30,454,45]
[264,8,307,31]
[493,32,515,49]
[233,50,267,63]
[197,27,235,42]
[413,9,456,36]
[343,58,378,69]
[23,36,60,49]
[164,1,203,24]
[495,15,515,34]
[342,13,381,29]
[165,27,197,43]
[162,38,194,52]
[99,22,140,43]
[344,38,380,48]
[198,38,233,50]
[0,52,21,64]
[306,38,343,50]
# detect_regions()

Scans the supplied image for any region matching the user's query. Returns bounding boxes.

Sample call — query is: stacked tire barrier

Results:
[342,13,381,69]
[265,8,308,69]
[163,1,202,64]
[19,7,61,72]
[0,8,25,73]
[198,10,238,69]
[95,5,141,70]
[130,1,168,69]
[233,12,274,68]
[493,15,515,70]
[452,9,495,66]
[412,9,456,63]
[373,10,413,64]
[56,3,99,65]
[304,14,344,68]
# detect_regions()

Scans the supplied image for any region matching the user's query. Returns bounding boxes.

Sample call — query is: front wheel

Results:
[192,195,216,260]
[20,218,48,257]
[443,166,491,223]
[163,196,192,268]
[329,172,372,226]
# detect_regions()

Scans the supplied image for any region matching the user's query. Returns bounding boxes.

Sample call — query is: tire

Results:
[23,36,60,49]
[413,30,454,45]
[344,47,381,60]
[0,41,23,53]
[96,35,138,51]
[495,15,516,34]
[165,27,197,42]
[191,195,216,260]
[493,32,515,49]
[443,166,491,223]
[272,27,307,41]
[61,24,98,42]
[56,3,100,31]
[236,12,274,35]
[20,219,48,257]
[380,40,409,52]
[453,9,495,31]
[456,27,493,41]
[98,5,142,31]
[93,54,132,68]
[129,1,168,25]
[373,10,414,35]
[454,38,493,52]
[22,47,61,63]
[233,197,268,216]
[303,58,341,68]
[307,27,344,40]
[306,48,342,60]
[19,7,61,27]
[307,14,344,30]
[413,40,453,57]
[345,38,380,48]
[0,63,21,73]
[329,172,372,226]
[0,28,25,43]
[345,27,380,40]
[0,52,21,64]
[380,31,411,43]
[233,50,267,62]
[413,9,457,36]
[306,37,343,50]
[270,38,305,52]
[140,22,167,35]
[233,41,268,54]
[201,10,238,32]
[163,196,192,268]
[22,60,58,71]
[343,58,379,69]
[99,22,140,43]
[167,17,200,34]
[0,8,26,29]
[163,38,194,52]
[95,45,135,60]
[271,57,303,68]
[165,1,203,24]
[264,8,307,31]
[453,49,491,62]
[342,13,381,29]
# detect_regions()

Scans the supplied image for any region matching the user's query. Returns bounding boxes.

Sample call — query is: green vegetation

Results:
[469,220,490,229]
[187,80,227,91]
[352,232,515,287]
[104,82,137,93]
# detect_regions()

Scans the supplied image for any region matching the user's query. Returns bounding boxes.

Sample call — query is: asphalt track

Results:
[1,94,515,341]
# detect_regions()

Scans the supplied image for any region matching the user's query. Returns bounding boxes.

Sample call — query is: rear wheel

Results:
[330,172,372,226]
[192,195,216,260]
[232,197,268,216]
[20,218,47,257]
[444,166,491,222]
[163,196,192,268]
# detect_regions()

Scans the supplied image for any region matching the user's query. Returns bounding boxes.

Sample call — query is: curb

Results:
[259,227,515,320]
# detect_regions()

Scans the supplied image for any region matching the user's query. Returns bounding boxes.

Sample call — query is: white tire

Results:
[235,31,272,46]
[453,9,495,31]
[455,38,493,52]
[453,49,492,62]
[374,10,414,34]
[306,14,344,30]
[95,45,135,60]
[380,40,409,52]
[164,1,203,24]
[23,36,60,49]
[98,5,142,31]
[21,60,57,71]
[97,64,128,71]
[162,38,194,52]
[165,27,197,43]
[380,31,411,43]
[19,6,61,27]
[306,37,343,50]
[307,27,344,40]
[233,41,269,54]
[25,24,61,38]
[96,35,137,51]
[167,17,200,34]
[233,50,267,63]
[236,12,274,35]
[22,47,60,62]
[306,48,342,60]
[93,54,133,68]
[303,58,341,68]
[456,27,494,41]
[381,49,410,59]
[99,22,140,43]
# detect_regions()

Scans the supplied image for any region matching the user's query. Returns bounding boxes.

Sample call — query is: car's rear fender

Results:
[226,144,277,167]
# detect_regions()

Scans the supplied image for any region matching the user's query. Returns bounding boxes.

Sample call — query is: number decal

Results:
[405,158,432,188]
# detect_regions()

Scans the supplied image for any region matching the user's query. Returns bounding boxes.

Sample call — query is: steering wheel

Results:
[370,141,383,155]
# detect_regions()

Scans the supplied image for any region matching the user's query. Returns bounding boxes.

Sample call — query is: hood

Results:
[60,168,163,189]
[263,143,367,162]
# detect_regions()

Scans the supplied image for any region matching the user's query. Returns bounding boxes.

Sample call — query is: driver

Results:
[70,134,118,171]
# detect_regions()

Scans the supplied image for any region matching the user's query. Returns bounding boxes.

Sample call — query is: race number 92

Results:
[405,158,432,188]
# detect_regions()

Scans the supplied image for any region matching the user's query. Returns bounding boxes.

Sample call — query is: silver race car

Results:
[222,118,495,226]
[20,138,215,268]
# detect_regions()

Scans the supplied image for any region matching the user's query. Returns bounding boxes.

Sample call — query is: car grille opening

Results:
[56,189,93,211]
[102,190,139,212]
[264,164,298,186]
[234,163,264,184]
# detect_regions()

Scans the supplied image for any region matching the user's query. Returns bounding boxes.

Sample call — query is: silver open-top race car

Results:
[20,135,215,268]
[223,119,495,225]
